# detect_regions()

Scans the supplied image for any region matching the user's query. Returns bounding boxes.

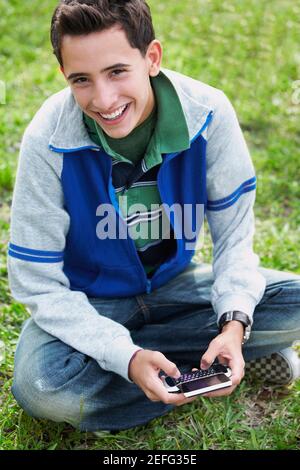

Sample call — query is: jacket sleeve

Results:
[205,91,266,325]
[7,125,141,382]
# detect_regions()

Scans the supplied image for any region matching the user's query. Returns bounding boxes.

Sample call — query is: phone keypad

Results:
[174,365,226,385]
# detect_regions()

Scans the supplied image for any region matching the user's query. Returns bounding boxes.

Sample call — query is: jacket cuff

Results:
[214,293,257,326]
[99,336,143,382]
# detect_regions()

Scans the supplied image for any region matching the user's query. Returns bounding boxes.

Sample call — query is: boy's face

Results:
[61,26,162,139]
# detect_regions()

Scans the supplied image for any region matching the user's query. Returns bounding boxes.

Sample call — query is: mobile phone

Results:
[162,364,232,398]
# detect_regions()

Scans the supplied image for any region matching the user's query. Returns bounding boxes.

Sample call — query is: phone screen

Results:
[180,373,230,393]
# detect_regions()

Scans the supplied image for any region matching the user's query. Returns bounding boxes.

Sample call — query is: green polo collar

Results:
[83,69,190,168]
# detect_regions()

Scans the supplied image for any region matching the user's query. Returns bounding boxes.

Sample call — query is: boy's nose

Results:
[91,81,119,112]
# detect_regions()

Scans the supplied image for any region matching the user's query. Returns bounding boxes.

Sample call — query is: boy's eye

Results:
[73,77,88,84]
[72,69,126,84]
[111,69,126,77]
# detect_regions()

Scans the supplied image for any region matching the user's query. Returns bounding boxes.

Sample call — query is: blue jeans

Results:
[11,262,300,432]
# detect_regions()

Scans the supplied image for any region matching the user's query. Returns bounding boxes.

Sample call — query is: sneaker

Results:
[245,345,300,385]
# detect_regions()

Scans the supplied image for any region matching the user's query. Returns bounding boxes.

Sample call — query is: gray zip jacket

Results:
[7,68,266,381]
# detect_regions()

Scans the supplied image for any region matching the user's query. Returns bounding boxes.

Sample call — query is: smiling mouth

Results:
[96,103,130,122]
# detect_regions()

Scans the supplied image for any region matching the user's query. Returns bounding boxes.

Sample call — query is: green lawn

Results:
[0,0,299,450]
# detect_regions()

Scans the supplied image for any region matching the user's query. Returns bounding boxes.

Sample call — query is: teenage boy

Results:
[8,0,300,432]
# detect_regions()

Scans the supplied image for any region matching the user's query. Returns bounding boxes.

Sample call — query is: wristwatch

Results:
[218,311,252,344]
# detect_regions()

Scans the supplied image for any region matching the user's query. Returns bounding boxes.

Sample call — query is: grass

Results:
[0,0,300,450]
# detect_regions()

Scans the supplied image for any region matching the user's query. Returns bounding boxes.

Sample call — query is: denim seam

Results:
[123,304,146,325]
[135,295,151,323]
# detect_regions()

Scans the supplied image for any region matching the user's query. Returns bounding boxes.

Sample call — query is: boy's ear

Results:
[147,39,163,77]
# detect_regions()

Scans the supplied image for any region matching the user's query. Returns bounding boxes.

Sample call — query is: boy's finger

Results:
[153,352,181,379]
[201,344,218,369]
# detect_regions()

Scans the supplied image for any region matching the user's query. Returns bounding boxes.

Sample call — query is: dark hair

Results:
[50,0,155,66]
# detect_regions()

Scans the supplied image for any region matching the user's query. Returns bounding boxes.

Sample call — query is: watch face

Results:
[242,326,251,344]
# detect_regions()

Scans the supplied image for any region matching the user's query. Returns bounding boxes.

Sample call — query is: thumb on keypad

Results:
[157,354,181,379]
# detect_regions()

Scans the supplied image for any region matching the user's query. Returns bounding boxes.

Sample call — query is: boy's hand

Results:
[199,320,245,397]
[129,349,198,407]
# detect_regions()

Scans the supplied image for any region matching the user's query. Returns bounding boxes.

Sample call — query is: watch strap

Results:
[219,311,251,329]
[218,311,252,344]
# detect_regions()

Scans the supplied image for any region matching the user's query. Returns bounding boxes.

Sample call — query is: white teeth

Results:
[100,104,127,120]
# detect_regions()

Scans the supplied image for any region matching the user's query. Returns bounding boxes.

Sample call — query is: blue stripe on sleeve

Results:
[8,243,64,263]
[207,177,256,211]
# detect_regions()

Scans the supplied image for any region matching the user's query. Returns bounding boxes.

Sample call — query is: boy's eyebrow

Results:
[67,63,131,80]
